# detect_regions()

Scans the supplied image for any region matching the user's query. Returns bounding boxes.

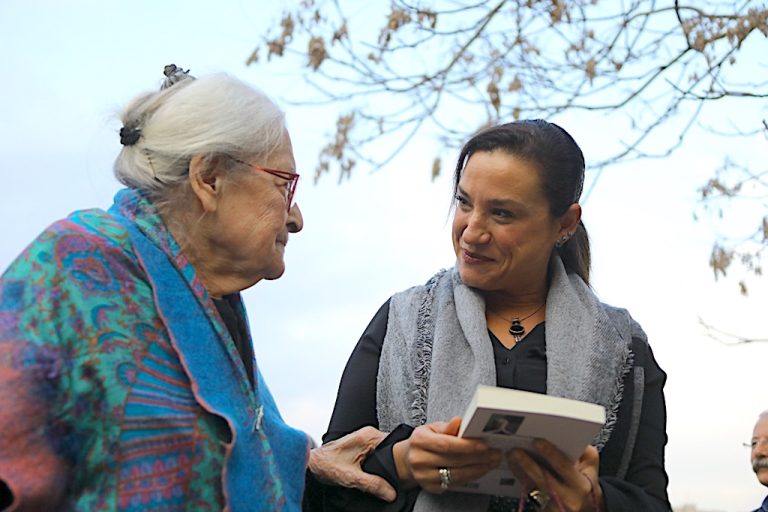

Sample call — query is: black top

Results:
[213,295,254,388]
[0,481,10,509]
[314,299,670,511]
[324,301,547,442]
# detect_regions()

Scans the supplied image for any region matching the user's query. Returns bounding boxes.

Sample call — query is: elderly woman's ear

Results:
[188,153,226,212]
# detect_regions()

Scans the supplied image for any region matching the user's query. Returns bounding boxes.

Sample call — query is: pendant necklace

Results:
[490,302,546,344]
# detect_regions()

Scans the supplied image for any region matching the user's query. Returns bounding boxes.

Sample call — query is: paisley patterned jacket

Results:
[0,188,309,511]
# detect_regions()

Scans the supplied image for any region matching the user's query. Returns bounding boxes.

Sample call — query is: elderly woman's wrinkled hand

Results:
[393,416,502,494]
[308,426,397,502]
[508,440,604,511]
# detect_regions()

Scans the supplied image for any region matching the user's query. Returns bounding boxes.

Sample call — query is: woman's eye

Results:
[492,209,514,219]
[455,195,470,207]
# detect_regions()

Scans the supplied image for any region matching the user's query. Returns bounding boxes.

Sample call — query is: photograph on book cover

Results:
[482,413,525,436]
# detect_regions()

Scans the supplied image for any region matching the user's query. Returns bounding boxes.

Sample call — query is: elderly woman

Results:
[0,66,392,511]
[321,120,670,511]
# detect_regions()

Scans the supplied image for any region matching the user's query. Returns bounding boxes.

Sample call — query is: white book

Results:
[454,385,606,497]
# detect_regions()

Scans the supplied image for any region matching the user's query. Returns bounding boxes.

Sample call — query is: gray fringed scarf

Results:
[376,255,644,512]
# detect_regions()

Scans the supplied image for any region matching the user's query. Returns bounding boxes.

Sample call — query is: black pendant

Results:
[509,319,525,337]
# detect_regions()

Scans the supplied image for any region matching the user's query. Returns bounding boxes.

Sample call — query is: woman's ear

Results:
[558,203,582,237]
[188,154,222,213]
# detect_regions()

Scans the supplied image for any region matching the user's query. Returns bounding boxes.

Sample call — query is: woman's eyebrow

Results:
[458,186,522,208]
[487,198,522,208]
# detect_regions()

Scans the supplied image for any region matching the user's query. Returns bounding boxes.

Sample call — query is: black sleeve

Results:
[303,468,325,512]
[600,341,671,511]
[0,480,12,509]
[318,300,422,511]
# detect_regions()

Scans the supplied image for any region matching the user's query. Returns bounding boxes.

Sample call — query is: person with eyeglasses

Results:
[0,65,394,512]
[751,410,768,511]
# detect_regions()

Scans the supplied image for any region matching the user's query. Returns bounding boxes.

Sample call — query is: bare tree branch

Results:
[251,0,768,301]
[699,317,768,345]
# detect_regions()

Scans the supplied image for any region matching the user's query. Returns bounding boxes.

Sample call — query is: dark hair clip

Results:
[120,126,142,146]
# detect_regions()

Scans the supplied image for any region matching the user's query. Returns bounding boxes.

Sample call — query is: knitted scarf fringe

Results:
[410,269,447,426]
[594,343,634,450]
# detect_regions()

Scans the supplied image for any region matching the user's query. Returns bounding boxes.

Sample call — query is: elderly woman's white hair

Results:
[113,71,286,197]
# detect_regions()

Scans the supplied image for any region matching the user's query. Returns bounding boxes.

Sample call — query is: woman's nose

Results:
[462,212,490,245]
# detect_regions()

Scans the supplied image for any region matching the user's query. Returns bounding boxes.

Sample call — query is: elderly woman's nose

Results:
[287,203,303,233]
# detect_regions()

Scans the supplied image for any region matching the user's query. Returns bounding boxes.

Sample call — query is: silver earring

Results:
[555,232,573,248]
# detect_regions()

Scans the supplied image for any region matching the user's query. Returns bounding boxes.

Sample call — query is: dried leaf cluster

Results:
[698,157,768,295]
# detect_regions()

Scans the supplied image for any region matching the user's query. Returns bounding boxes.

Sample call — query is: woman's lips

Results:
[461,249,493,263]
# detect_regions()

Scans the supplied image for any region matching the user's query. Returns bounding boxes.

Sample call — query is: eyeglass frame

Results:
[227,156,299,212]
[745,437,768,449]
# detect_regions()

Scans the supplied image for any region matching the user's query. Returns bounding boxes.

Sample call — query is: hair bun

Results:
[161,64,195,90]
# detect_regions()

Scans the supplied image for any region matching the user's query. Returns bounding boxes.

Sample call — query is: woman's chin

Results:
[264,262,286,281]
[457,268,492,290]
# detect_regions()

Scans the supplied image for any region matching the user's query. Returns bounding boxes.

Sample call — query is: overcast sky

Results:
[1,2,766,511]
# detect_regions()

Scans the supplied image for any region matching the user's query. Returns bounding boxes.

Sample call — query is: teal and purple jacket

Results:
[0,188,309,511]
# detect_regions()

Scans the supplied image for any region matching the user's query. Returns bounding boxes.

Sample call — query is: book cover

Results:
[454,385,606,497]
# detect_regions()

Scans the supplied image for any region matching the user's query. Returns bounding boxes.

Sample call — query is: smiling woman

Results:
[0,65,393,512]
[319,120,670,511]
[452,151,578,305]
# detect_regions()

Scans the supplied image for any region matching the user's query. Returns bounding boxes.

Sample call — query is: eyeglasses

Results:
[228,156,299,212]
[744,438,768,449]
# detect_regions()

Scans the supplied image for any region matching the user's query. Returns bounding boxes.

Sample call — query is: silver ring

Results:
[529,489,551,509]
[438,467,451,490]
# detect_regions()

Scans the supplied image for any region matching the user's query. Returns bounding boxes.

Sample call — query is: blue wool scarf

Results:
[110,191,309,511]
